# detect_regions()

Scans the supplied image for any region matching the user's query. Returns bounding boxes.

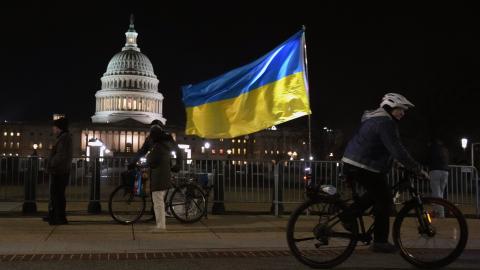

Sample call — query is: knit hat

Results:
[53,117,69,132]
[150,119,165,129]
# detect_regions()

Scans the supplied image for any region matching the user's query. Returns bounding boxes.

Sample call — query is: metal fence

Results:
[0,157,478,217]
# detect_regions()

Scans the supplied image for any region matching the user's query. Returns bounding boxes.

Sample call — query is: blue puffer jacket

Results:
[342,108,420,173]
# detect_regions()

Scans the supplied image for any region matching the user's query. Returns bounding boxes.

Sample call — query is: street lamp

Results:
[461,138,468,150]
[87,138,102,213]
[287,151,296,161]
[24,143,40,213]
[32,143,38,157]
[204,142,211,149]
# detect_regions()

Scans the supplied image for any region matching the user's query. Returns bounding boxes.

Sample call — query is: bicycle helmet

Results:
[380,93,414,110]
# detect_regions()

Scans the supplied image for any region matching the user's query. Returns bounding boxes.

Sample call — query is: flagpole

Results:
[302,25,312,160]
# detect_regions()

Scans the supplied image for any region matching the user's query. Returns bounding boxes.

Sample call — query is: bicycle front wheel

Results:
[286,198,358,269]
[169,183,206,223]
[393,197,468,269]
[109,185,146,225]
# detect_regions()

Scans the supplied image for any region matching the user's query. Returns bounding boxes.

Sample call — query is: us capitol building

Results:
[0,18,310,161]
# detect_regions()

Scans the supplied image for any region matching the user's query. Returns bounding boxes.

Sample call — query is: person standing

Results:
[146,125,182,231]
[46,117,73,225]
[428,139,450,217]
[129,120,165,166]
[129,121,182,231]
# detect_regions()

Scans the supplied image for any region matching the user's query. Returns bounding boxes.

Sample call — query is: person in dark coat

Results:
[45,117,73,225]
[341,93,428,253]
[129,120,182,231]
[129,120,165,168]
[427,139,450,217]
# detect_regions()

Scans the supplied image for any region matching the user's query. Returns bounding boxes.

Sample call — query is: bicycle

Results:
[108,165,211,225]
[286,166,468,269]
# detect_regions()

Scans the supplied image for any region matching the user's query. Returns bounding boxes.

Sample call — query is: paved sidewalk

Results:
[1,214,291,254]
[0,213,479,253]
[0,211,479,269]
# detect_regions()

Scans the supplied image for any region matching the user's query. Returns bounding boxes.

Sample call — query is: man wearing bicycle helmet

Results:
[341,92,428,253]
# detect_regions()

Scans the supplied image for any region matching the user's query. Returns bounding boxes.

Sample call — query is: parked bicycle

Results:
[108,165,212,225]
[286,166,468,269]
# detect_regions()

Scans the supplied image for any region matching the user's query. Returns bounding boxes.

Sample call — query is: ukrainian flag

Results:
[182,30,311,138]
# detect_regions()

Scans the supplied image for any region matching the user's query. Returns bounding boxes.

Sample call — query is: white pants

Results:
[429,170,449,217]
[152,190,166,229]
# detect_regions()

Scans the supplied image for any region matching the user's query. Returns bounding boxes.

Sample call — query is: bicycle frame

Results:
[324,169,432,244]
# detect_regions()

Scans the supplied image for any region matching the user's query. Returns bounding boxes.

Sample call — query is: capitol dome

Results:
[92,16,165,125]
[104,50,156,78]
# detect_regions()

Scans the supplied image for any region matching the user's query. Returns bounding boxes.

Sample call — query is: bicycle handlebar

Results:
[395,166,430,181]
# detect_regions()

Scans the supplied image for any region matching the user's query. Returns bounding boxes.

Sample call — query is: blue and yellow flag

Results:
[182,30,311,138]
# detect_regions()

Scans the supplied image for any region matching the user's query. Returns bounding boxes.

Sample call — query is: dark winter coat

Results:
[47,131,73,175]
[342,108,421,173]
[427,141,449,171]
[139,132,183,191]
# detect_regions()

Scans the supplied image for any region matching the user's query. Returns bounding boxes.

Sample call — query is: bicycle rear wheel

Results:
[109,185,146,225]
[286,198,358,268]
[169,183,206,223]
[393,197,468,268]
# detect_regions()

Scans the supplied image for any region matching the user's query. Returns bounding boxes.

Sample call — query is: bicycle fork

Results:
[414,198,435,237]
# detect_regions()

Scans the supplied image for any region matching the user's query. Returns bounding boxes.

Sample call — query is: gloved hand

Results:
[171,164,181,173]
[127,163,136,171]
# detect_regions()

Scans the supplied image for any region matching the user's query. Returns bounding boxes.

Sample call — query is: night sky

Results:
[1,2,479,158]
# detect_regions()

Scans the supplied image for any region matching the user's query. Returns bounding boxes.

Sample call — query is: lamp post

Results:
[471,142,480,167]
[460,138,468,165]
[87,138,103,213]
[213,148,229,214]
[23,144,39,214]
[32,143,38,157]
[204,142,211,160]
[461,138,468,151]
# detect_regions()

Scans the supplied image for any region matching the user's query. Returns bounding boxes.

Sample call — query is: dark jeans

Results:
[343,164,392,243]
[49,173,69,222]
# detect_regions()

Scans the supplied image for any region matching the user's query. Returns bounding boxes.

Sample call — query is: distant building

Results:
[91,16,165,125]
